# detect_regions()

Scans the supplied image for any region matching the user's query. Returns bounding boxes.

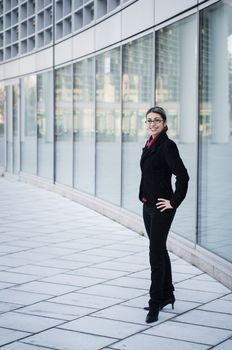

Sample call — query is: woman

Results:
[139,106,189,323]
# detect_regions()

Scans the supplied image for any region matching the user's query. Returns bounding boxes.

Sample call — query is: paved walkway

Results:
[0,177,231,350]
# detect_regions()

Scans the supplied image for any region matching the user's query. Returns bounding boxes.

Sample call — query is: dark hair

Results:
[146,106,168,132]
[146,106,167,121]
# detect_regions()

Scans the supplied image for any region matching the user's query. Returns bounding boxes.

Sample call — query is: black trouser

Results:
[143,204,176,308]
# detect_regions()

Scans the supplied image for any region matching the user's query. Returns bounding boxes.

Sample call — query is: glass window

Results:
[13,85,19,174]
[37,71,54,180]
[0,83,4,168]
[55,65,73,186]
[21,75,37,175]
[122,34,153,215]
[73,58,95,194]
[5,86,13,173]
[96,48,121,205]
[199,2,232,262]
[155,14,198,241]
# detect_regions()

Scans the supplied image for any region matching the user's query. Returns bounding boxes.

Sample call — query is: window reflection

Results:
[21,75,37,174]
[73,58,95,194]
[156,15,197,241]
[122,34,153,214]
[0,84,4,167]
[37,71,53,180]
[199,2,232,262]
[55,65,73,186]
[96,48,121,205]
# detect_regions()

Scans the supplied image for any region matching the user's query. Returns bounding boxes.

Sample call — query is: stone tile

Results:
[78,284,145,300]
[0,302,21,313]
[113,255,148,266]
[34,259,90,270]
[144,321,232,346]
[128,269,150,279]
[175,309,232,330]
[172,262,202,275]
[11,281,79,296]
[68,267,128,280]
[59,315,148,339]
[176,279,230,294]
[0,281,14,290]
[211,339,232,349]
[63,253,111,264]
[172,272,194,283]
[0,289,51,305]
[193,273,219,282]
[0,342,53,349]
[221,293,232,301]
[41,273,105,287]
[8,265,67,277]
[23,328,114,350]
[52,292,122,309]
[16,301,94,321]
[94,261,146,273]
[92,305,174,325]
[123,296,200,314]
[104,276,149,290]
[0,328,29,347]
[110,333,209,350]
[106,243,147,253]
[0,311,62,333]
[0,271,38,284]
[199,299,232,314]
[175,287,223,303]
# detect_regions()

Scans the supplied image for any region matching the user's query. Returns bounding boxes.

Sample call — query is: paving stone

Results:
[41,273,106,287]
[51,292,122,309]
[175,287,224,303]
[176,279,230,294]
[144,321,232,345]
[0,289,51,305]
[79,284,146,300]
[23,328,115,350]
[211,339,232,349]
[110,333,209,350]
[0,328,29,347]
[16,301,94,321]
[8,265,67,277]
[0,311,63,333]
[92,305,174,325]
[59,315,148,339]
[104,276,149,290]
[175,309,232,330]
[199,299,232,314]
[0,341,53,349]
[11,281,79,296]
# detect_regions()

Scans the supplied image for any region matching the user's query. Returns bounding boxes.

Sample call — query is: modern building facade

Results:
[0,0,231,288]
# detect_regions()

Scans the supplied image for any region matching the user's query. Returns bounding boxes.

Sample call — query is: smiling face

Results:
[146,112,166,138]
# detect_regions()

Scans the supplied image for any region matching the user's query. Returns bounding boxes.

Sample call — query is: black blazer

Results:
[139,131,189,209]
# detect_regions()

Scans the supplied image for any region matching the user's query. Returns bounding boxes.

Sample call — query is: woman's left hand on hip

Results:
[156,198,173,212]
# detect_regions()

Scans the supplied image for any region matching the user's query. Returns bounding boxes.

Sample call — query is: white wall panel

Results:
[72,27,95,60]
[55,38,73,66]
[19,55,36,76]
[1,60,20,80]
[155,0,197,24]
[36,47,53,72]
[95,13,121,51]
[121,0,154,40]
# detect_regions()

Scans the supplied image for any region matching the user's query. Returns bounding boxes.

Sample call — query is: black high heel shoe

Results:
[144,296,175,311]
[159,296,175,310]
[145,307,159,323]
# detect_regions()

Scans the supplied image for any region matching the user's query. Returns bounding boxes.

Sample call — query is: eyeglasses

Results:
[145,118,163,125]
